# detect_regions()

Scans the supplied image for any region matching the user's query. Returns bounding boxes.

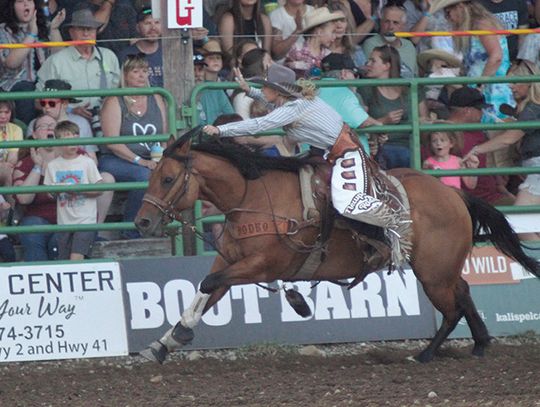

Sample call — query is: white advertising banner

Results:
[167,0,203,29]
[0,262,128,362]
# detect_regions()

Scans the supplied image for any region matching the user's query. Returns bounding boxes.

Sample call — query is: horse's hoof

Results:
[139,341,168,364]
[414,350,434,363]
[172,323,195,345]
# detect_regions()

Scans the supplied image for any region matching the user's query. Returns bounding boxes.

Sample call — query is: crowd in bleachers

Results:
[0,0,539,261]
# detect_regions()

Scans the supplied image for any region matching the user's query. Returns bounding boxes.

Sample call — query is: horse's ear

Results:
[166,135,176,148]
[179,138,192,154]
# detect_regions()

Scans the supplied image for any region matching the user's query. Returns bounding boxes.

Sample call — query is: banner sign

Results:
[0,262,128,362]
[444,246,540,338]
[462,246,534,286]
[167,0,203,29]
[120,257,435,352]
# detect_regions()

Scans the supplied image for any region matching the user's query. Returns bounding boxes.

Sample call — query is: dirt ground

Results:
[1,336,540,407]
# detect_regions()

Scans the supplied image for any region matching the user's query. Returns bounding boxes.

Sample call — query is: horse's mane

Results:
[194,140,312,180]
[164,126,315,180]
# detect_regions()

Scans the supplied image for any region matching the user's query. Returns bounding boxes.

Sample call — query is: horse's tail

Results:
[461,192,540,278]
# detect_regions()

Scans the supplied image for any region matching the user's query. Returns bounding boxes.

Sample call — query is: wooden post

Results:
[160,0,196,255]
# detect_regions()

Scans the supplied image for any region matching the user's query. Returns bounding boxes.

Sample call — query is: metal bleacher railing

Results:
[1,75,540,259]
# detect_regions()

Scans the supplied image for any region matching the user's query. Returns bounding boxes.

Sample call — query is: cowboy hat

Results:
[417,49,462,72]
[42,79,81,103]
[429,0,469,15]
[63,8,103,29]
[250,64,303,99]
[201,39,224,56]
[301,7,345,34]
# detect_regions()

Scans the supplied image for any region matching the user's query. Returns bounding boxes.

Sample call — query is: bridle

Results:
[142,150,193,222]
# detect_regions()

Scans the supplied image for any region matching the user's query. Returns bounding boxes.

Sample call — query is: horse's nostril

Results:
[137,218,151,230]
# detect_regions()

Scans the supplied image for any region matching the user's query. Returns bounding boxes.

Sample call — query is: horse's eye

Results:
[163,176,174,184]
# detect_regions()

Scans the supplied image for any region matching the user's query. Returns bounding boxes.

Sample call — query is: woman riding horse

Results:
[202,64,408,269]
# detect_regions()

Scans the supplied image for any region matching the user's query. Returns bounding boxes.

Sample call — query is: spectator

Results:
[463,60,540,239]
[118,6,163,87]
[422,127,478,189]
[193,51,207,84]
[431,0,514,123]
[362,3,418,77]
[403,0,455,53]
[0,194,15,262]
[0,0,65,123]
[36,9,121,124]
[0,99,23,188]
[218,0,272,56]
[517,33,540,68]
[231,39,260,71]
[44,121,102,260]
[196,40,235,125]
[99,54,168,239]
[52,0,138,56]
[285,7,343,78]
[269,0,315,62]
[318,53,381,152]
[478,0,528,61]
[29,79,114,224]
[446,86,515,206]
[12,114,59,261]
[327,0,368,67]
[417,48,462,119]
[358,45,428,168]
[232,48,273,119]
[327,0,376,48]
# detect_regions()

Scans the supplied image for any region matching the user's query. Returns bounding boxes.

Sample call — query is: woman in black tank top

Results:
[98,54,168,238]
[218,0,272,56]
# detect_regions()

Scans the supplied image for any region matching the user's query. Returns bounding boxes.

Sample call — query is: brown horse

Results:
[135,127,540,364]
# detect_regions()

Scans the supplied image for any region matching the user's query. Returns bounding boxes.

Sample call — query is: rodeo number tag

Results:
[167,0,203,29]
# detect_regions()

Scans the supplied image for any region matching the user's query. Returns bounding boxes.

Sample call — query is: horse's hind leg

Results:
[415,283,464,363]
[456,277,491,356]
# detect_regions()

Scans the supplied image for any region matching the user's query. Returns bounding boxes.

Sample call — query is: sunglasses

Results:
[40,100,61,108]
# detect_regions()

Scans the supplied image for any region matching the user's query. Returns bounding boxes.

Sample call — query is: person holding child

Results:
[44,121,103,260]
[423,127,478,190]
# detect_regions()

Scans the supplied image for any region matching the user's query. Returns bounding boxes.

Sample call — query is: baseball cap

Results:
[448,87,492,109]
[321,53,358,73]
[137,7,153,22]
[193,52,207,66]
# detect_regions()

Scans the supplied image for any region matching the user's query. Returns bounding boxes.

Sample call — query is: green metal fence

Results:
[2,75,540,258]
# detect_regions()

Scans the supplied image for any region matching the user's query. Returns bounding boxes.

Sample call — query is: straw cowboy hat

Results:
[201,39,224,56]
[64,8,102,29]
[417,49,462,72]
[429,0,468,14]
[251,64,303,99]
[301,7,345,34]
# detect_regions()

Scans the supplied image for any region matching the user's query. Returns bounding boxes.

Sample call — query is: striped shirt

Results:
[218,88,343,151]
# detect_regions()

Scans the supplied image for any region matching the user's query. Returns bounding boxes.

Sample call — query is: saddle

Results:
[295,155,413,281]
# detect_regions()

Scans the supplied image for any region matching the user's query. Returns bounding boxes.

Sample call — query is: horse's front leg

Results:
[141,254,268,363]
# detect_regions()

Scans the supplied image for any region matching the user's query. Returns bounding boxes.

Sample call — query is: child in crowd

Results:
[423,130,478,190]
[0,100,23,188]
[44,121,103,260]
